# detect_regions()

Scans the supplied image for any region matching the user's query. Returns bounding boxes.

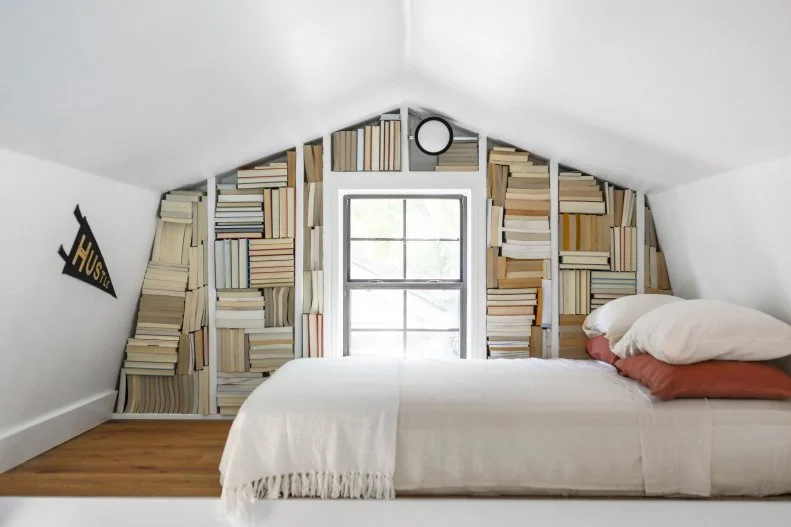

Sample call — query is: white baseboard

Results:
[0,390,116,474]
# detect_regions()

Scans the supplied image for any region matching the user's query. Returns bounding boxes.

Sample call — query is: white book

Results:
[214,240,225,289]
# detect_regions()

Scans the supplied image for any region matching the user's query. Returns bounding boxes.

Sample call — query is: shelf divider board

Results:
[206,175,218,414]
[473,132,488,359]
[400,103,409,171]
[636,191,646,295]
[549,160,560,358]
[294,145,305,358]
[322,133,333,356]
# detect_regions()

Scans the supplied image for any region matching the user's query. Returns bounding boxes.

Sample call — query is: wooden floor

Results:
[0,420,232,497]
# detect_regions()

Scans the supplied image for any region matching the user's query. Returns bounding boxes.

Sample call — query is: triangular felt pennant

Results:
[58,205,117,298]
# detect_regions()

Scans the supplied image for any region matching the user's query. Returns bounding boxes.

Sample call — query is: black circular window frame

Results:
[414,116,454,156]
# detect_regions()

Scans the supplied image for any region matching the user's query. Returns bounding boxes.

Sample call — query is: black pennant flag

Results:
[58,205,117,298]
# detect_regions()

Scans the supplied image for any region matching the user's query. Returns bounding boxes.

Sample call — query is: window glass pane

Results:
[406,241,460,280]
[350,331,403,357]
[350,241,403,279]
[406,199,460,240]
[350,290,403,330]
[406,331,460,359]
[350,199,403,239]
[406,290,459,329]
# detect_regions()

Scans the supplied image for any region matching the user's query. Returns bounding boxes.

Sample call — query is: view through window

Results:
[343,195,466,358]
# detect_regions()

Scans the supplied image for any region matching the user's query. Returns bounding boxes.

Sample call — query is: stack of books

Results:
[120,371,209,414]
[485,288,537,358]
[559,172,606,214]
[249,239,295,287]
[303,143,325,359]
[214,239,249,289]
[215,187,264,239]
[559,270,591,315]
[237,162,290,189]
[559,213,610,252]
[332,113,401,171]
[559,251,610,270]
[216,289,266,330]
[643,206,672,294]
[610,226,637,272]
[559,315,588,359]
[263,188,295,239]
[435,141,478,171]
[302,313,324,358]
[124,261,190,375]
[216,372,267,416]
[217,328,246,373]
[263,286,293,327]
[590,271,637,309]
[247,327,294,373]
[123,336,178,376]
[117,189,210,415]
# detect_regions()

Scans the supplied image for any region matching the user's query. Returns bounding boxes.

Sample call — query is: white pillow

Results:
[612,299,791,364]
[582,294,684,345]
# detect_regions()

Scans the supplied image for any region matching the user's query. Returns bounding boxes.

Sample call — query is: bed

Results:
[219,356,791,514]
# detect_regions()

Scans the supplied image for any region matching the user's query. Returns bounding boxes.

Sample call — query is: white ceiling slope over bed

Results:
[1,0,791,192]
[0,0,405,190]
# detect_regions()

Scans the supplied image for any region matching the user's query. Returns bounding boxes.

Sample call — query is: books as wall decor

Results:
[435,141,478,171]
[643,205,673,295]
[556,166,641,359]
[331,113,401,171]
[485,145,551,358]
[116,189,209,414]
[212,149,297,414]
[303,142,325,358]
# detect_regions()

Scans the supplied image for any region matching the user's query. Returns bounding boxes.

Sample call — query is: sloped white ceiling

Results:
[1,0,790,192]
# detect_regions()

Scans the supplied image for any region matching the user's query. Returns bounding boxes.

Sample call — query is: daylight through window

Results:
[343,195,466,358]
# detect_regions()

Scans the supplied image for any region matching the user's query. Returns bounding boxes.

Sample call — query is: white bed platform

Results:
[3,497,791,527]
[221,357,791,506]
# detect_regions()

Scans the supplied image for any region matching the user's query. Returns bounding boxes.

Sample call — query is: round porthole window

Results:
[414,117,454,156]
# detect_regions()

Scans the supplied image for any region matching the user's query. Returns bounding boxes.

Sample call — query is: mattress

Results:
[393,358,791,497]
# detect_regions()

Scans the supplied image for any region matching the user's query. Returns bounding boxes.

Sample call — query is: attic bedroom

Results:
[1,1,791,526]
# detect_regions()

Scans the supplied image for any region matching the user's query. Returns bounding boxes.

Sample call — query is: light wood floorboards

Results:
[0,420,231,497]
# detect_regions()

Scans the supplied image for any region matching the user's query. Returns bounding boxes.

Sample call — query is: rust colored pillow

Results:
[586,336,619,365]
[614,354,791,401]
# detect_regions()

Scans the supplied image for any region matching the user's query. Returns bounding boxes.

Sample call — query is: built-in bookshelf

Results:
[113,104,673,418]
[485,143,552,359]
[643,203,673,295]
[302,140,325,357]
[556,167,639,359]
[330,111,402,172]
[115,189,211,415]
[407,108,479,172]
[211,150,297,416]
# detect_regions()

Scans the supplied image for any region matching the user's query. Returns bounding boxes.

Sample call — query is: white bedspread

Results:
[219,357,791,508]
[219,358,399,517]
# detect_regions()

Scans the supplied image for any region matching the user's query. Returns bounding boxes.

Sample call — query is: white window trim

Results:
[323,171,487,359]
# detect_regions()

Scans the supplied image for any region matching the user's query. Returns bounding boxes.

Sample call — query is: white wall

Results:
[649,155,791,322]
[0,148,160,472]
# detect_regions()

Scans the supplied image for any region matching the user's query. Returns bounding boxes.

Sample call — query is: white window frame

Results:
[323,172,487,359]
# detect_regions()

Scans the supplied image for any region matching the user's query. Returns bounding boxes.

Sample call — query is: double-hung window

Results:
[343,195,466,358]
